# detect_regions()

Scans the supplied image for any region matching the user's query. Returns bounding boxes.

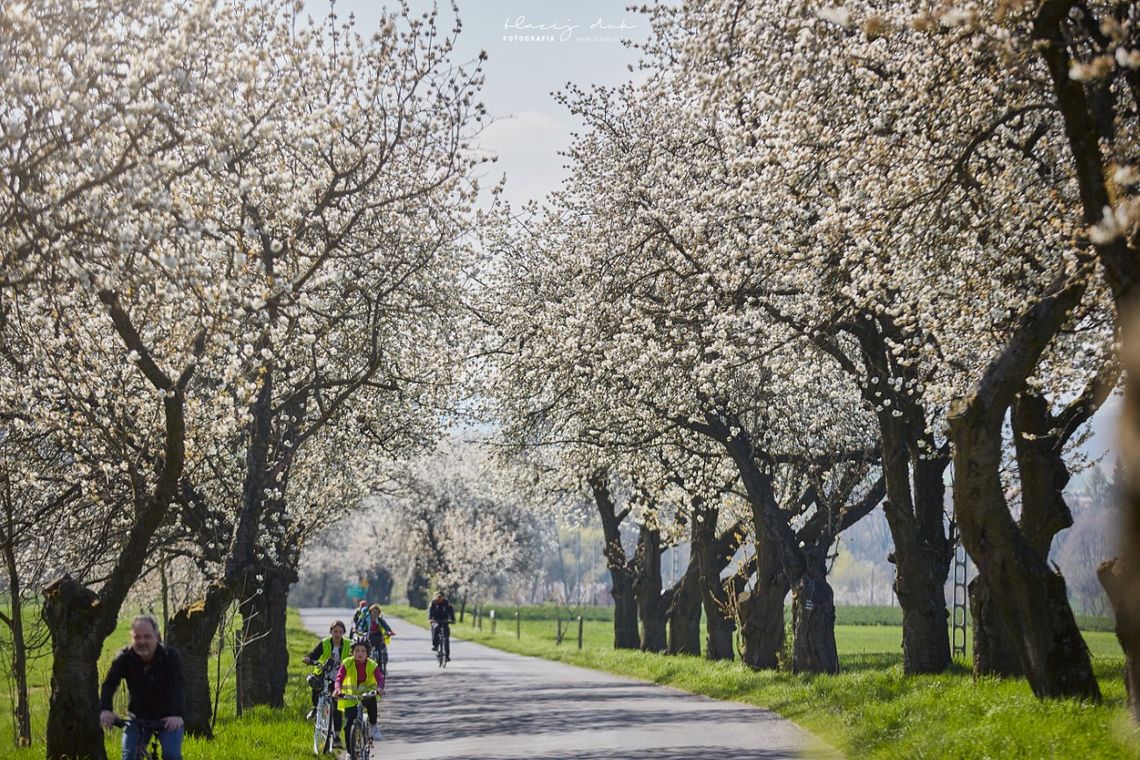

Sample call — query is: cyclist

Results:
[428,590,455,659]
[351,600,371,640]
[333,640,385,744]
[301,619,352,739]
[367,604,395,663]
[99,615,185,760]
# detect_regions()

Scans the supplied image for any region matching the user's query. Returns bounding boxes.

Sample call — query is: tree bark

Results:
[700,410,839,672]
[1099,558,1140,721]
[165,582,233,738]
[666,549,702,655]
[877,424,951,675]
[407,562,429,609]
[739,528,787,670]
[236,562,296,709]
[589,473,640,649]
[2,527,32,748]
[951,406,1099,699]
[41,578,110,760]
[968,576,1022,677]
[790,545,839,674]
[849,319,952,675]
[692,501,735,661]
[634,525,667,652]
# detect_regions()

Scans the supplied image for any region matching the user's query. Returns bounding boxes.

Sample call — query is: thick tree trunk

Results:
[166,583,233,738]
[950,409,1099,699]
[237,563,296,709]
[666,550,702,655]
[634,525,667,652]
[1099,558,1140,721]
[740,534,787,670]
[968,576,1022,677]
[876,410,952,675]
[692,502,734,661]
[42,578,111,760]
[590,473,640,649]
[703,410,840,672]
[790,547,839,674]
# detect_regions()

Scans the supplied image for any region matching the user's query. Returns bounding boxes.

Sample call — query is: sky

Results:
[314,0,652,209]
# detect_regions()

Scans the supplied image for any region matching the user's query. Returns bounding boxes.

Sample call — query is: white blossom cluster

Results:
[479,0,1119,568]
[1,0,487,604]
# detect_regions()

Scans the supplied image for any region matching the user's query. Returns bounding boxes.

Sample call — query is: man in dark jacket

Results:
[99,615,185,760]
[428,591,456,657]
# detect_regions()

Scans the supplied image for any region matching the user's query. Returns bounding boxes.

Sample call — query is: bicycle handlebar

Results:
[334,689,380,701]
[111,717,167,731]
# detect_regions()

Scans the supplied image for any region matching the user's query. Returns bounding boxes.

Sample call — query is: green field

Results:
[390,603,1140,760]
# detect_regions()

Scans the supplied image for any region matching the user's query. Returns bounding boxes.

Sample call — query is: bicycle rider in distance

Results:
[428,590,456,660]
[99,615,185,760]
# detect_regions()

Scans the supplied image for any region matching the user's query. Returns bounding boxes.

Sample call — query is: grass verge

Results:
[388,603,1140,760]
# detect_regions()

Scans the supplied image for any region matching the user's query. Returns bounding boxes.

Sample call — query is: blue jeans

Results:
[121,721,183,760]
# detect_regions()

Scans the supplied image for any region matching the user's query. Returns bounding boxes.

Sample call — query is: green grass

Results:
[390,604,1140,760]
[0,609,325,758]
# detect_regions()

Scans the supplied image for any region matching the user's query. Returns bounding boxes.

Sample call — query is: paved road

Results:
[300,608,838,760]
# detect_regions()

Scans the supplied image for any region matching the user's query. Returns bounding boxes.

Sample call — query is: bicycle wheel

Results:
[349,718,368,760]
[379,647,388,678]
[313,696,333,754]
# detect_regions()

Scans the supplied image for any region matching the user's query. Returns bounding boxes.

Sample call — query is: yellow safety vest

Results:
[337,658,380,712]
[312,638,353,677]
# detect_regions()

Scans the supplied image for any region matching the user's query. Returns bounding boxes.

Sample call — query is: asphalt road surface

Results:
[300,608,839,760]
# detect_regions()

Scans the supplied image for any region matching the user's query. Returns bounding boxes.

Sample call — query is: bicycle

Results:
[308,661,339,755]
[368,632,392,677]
[432,622,451,667]
[112,716,165,760]
[336,689,380,760]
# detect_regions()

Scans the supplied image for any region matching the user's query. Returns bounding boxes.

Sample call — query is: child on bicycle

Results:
[367,604,395,663]
[333,640,384,744]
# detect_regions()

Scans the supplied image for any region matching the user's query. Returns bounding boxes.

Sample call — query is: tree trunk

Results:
[589,473,640,649]
[236,563,296,709]
[739,532,787,670]
[791,546,839,674]
[692,502,734,661]
[880,434,952,675]
[407,563,429,609]
[634,525,667,652]
[1099,558,1140,721]
[698,407,844,672]
[165,583,233,738]
[667,549,702,655]
[3,531,32,748]
[968,576,1022,677]
[950,408,1099,699]
[368,568,394,605]
[41,578,110,760]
